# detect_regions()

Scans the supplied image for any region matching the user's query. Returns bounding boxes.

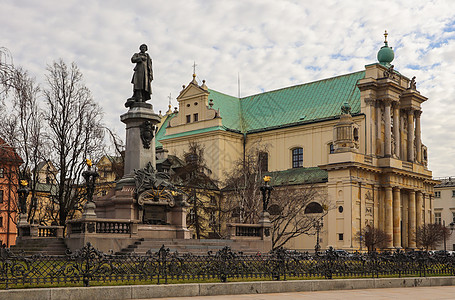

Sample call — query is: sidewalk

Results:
[147,286,455,300]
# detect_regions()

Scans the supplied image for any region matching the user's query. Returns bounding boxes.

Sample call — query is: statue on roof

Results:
[409,76,417,90]
[125,44,153,108]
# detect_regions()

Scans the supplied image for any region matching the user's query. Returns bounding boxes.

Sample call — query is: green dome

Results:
[377,42,394,65]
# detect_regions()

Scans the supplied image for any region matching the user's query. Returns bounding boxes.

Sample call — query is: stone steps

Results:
[116,238,259,255]
[10,238,68,256]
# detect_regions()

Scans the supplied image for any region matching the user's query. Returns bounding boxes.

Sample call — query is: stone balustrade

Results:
[17,224,64,239]
[66,218,138,237]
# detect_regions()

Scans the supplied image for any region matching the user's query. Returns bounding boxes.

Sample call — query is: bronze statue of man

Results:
[126,44,153,107]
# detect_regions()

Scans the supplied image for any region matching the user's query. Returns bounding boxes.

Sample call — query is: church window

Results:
[268,204,281,215]
[292,147,303,168]
[435,191,441,198]
[193,113,198,122]
[329,143,335,154]
[353,128,359,142]
[304,202,323,214]
[258,152,268,172]
[186,115,191,123]
[435,212,441,224]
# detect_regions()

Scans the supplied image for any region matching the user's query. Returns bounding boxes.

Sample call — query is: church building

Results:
[155,33,437,250]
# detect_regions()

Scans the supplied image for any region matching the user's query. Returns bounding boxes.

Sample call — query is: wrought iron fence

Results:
[2,244,455,289]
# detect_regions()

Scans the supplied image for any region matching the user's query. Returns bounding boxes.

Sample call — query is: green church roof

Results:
[156,70,365,145]
[265,167,328,185]
[238,71,365,132]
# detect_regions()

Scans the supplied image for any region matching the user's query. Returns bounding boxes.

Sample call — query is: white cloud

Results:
[1,0,455,176]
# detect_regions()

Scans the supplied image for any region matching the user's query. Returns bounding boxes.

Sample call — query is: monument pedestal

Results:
[117,103,161,189]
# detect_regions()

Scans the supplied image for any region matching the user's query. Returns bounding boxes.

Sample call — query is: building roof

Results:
[265,167,328,186]
[435,177,455,188]
[156,70,365,144]
[0,137,23,165]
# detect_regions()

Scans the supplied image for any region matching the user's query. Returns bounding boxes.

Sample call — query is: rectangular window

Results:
[0,168,3,178]
[292,148,303,168]
[193,113,198,122]
[259,152,268,172]
[435,212,442,224]
[452,190,455,197]
[338,233,344,241]
[186,115,191,123]
[452,212,455,224]
[435,191,441,198]
[0,190,3,204]
[0,216,3,228]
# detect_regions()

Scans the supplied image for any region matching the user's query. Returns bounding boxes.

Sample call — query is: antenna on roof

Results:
[238,72,241,99]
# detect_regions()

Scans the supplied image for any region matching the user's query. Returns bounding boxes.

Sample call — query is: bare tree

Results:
[415,223,451,251]
[0,48,48,224]
[42,59,105,226]
[355,226,391,252]
[223,145,265,224]
[269,187,327,250]
[224,143,329,249]
[171,141,218,239]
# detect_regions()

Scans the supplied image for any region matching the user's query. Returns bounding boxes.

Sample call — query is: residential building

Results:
[433,177,455,250]
[0,137,23,247]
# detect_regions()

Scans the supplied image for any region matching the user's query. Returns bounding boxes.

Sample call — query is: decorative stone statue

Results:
[126,44,153,108]
[409,76,416,90]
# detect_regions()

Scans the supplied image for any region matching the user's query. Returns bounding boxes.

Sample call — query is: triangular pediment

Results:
[177,82,209,101]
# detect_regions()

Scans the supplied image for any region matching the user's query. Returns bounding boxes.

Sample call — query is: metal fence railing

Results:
[2,243,455,289]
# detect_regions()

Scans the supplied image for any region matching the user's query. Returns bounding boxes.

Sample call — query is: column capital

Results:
[364,98,376,105]
[414,110,422,118]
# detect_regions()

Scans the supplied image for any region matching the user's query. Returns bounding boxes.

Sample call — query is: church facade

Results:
[156,34,437,250]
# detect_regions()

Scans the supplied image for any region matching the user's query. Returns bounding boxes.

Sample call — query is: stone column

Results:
[376,102,382,155]
[385,186,394,248]
[407,109,415,162]
[416,191,424,228]
[373,185,379,230]
[365,98,376,156]
[415,110,422,163]
[393,187,401,248]
[384,101,392,157]
[408,190,416,248]
[393,103,400,158]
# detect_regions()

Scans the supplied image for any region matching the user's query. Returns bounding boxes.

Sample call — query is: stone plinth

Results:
[120,103,161,181]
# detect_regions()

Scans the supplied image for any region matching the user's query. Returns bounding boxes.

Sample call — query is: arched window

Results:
[304,202,324,214]
[268,204,282,216]
[292,147,303,168]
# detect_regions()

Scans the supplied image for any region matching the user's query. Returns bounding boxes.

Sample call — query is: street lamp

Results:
[314,219,323,254]
[81,159,99,219]
[260,176,273,212]
[17,179,30,226]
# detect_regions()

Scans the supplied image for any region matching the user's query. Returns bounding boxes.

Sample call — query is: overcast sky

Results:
[1,0,455,177]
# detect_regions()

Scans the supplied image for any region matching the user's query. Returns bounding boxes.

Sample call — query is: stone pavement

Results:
[141,286,455,300]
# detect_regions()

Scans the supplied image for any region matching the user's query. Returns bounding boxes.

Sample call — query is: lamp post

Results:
[314,219,323,254]
[260,176,273,213]
[81,159,99,219]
